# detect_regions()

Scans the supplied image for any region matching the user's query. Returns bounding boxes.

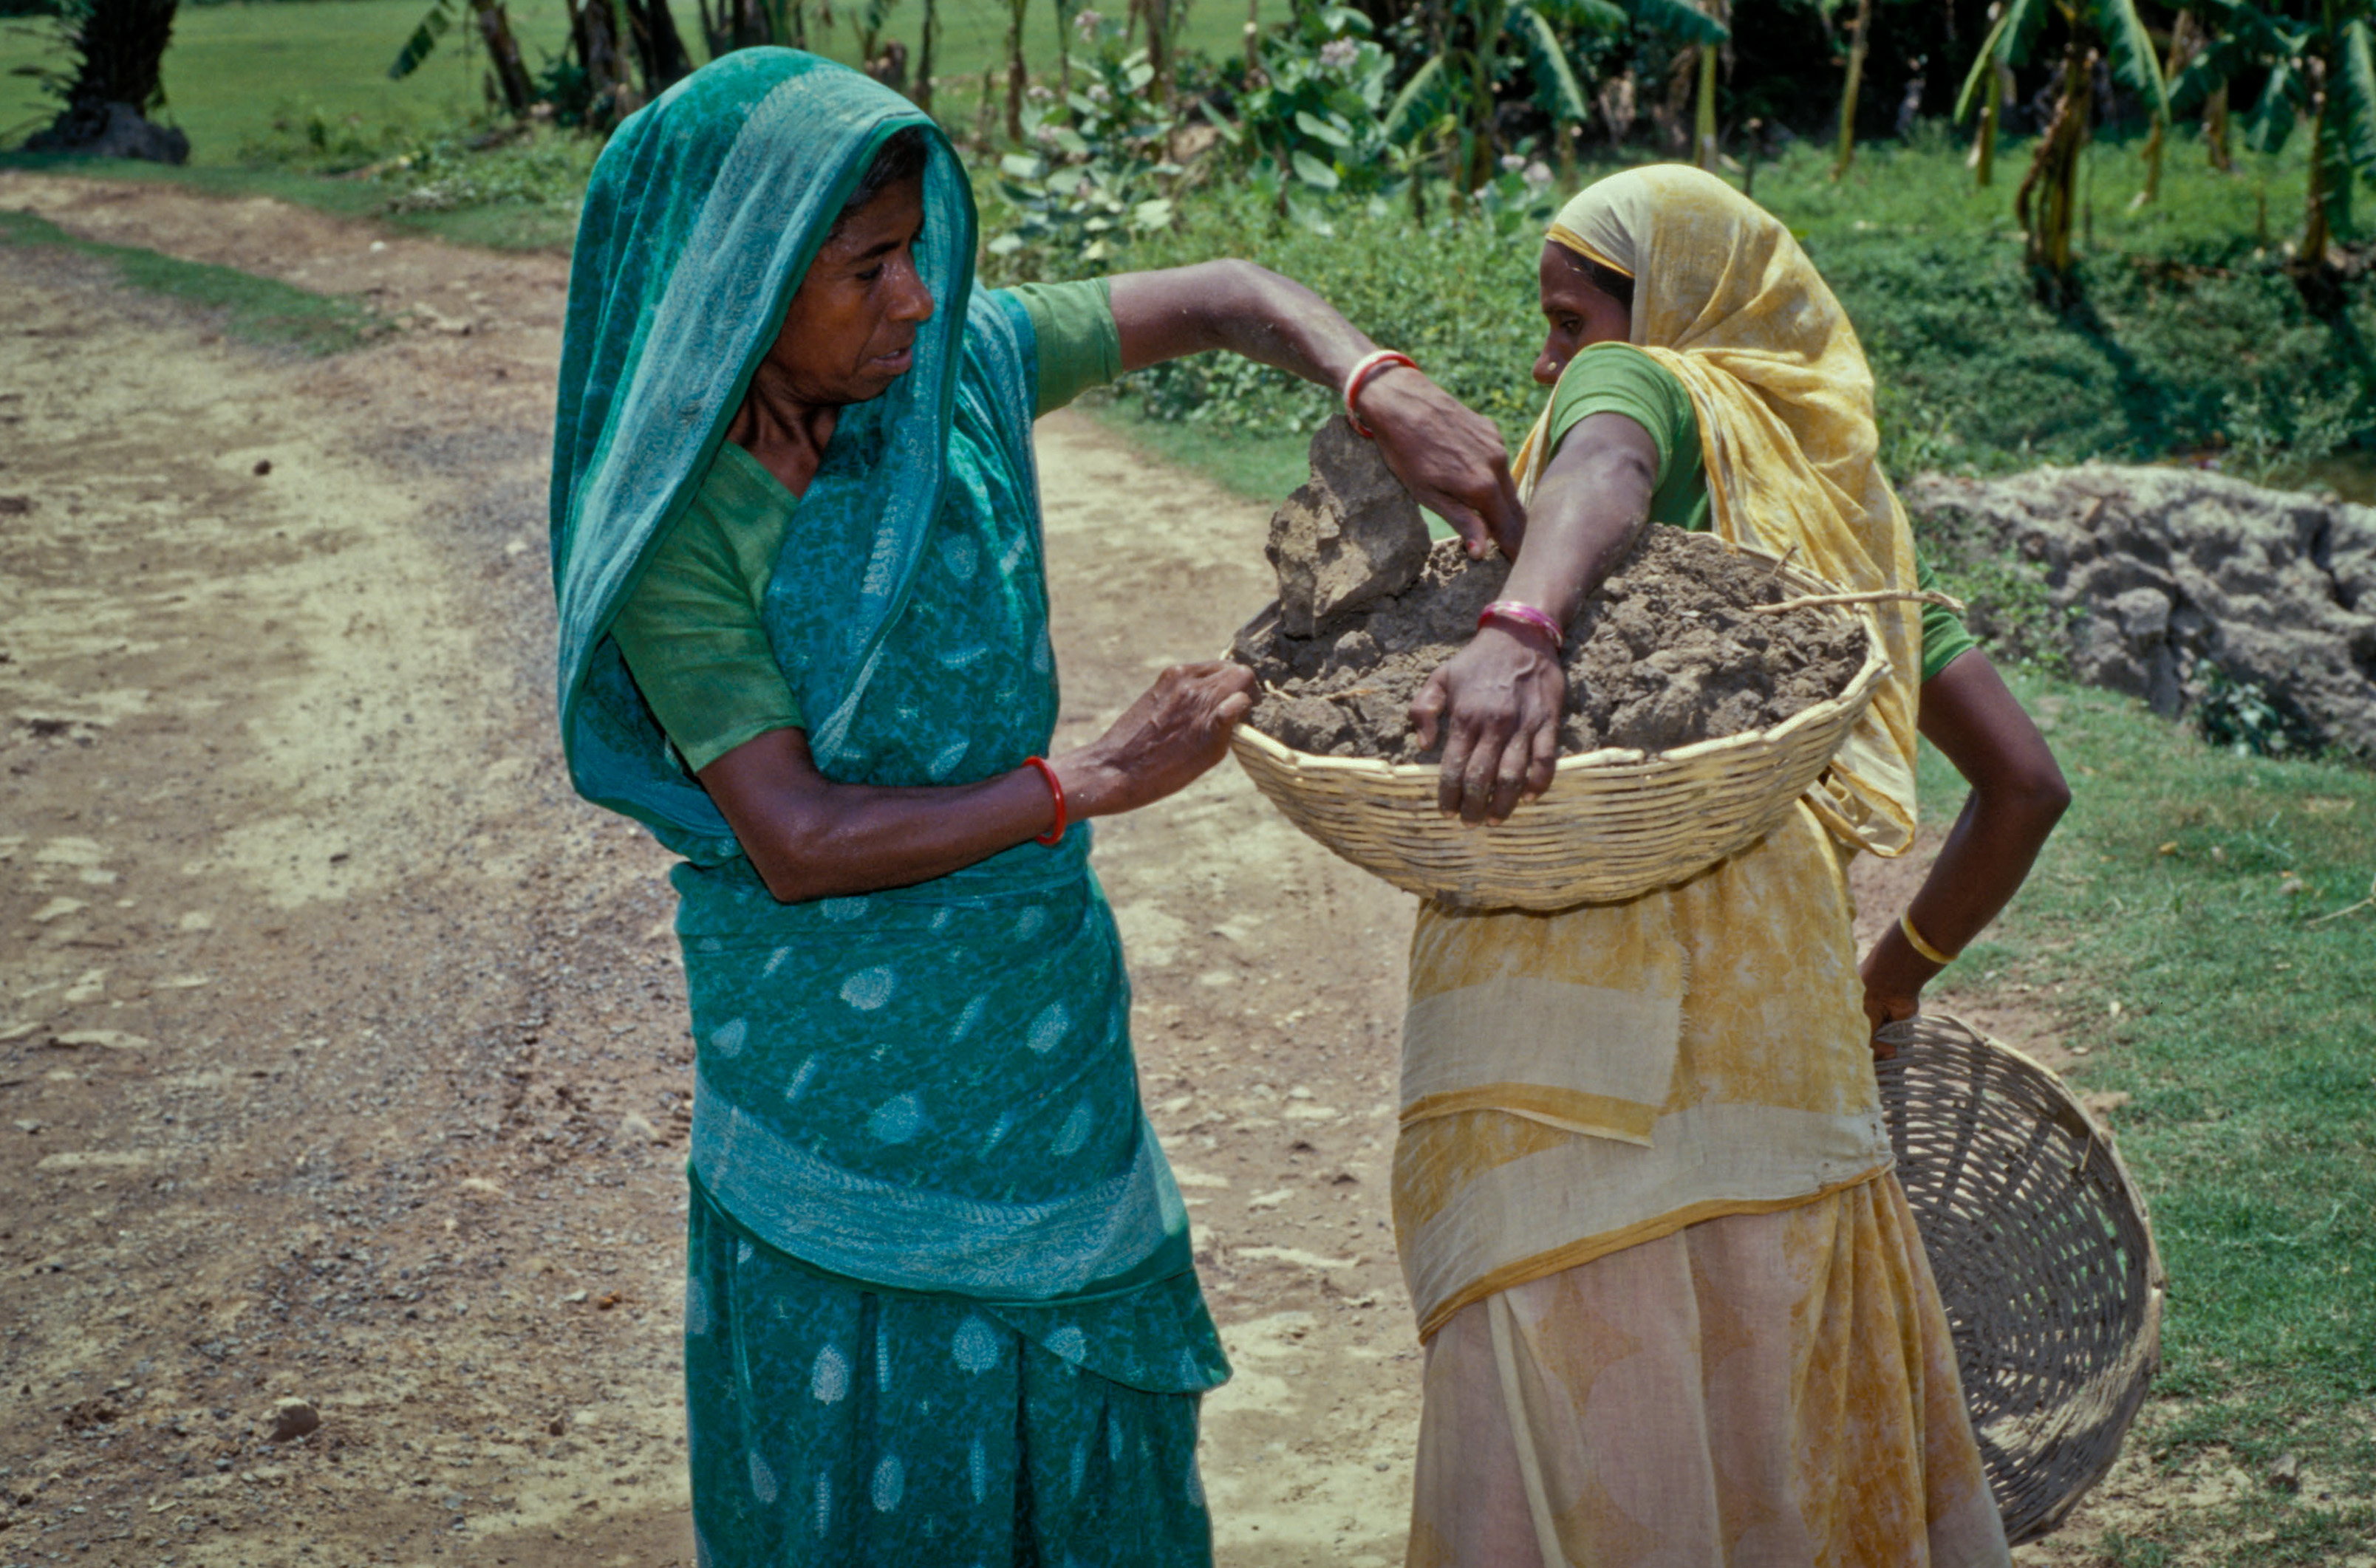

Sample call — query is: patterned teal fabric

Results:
[687,1179,1215,1567]
[550,49,977,865]
[550,51,1226,1568]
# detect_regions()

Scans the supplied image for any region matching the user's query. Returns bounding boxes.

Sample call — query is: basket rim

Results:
[1230,533,1895,784]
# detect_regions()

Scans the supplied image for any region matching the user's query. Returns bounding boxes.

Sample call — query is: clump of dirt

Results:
[1265,414,1432,636]
[1235,526,1871,761]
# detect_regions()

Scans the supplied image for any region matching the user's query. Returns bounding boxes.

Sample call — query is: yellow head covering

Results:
[1518,164,1920,858]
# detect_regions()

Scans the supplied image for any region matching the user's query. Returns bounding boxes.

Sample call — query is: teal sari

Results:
[550,52,1225,1566]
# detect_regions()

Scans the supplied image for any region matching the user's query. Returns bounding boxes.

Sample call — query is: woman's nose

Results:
[1532,343,1562,387]
[890,259,935,324]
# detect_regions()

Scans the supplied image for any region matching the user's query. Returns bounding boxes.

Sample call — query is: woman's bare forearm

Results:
[1861,651,2070,1027]
[1109,259,1376,388]
[1504,413,1659,619]
[700,729,1061,903]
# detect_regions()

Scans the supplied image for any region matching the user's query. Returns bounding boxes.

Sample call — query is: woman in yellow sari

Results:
[1390,166,2069,1564]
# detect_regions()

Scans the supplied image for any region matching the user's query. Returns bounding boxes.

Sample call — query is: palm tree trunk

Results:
[2302,62,2337,270]
[2018,43,2095,285]
[1694,37,1718,168]
[471,0,538,114]
[2131,10,2196,210]
[1831,0,1871,180]
[1967,58,2004,186]
[1004,0,1028,141]
[915,0,938,112]
[2205,84,2232,169]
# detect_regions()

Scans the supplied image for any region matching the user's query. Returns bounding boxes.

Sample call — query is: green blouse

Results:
[612,278,1124,770]
[1545,342,1977,683]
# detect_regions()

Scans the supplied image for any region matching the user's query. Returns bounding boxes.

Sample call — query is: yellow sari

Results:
[1397,167,2009,1567]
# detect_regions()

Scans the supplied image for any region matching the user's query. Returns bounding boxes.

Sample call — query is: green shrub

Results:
[986,135,2376,484]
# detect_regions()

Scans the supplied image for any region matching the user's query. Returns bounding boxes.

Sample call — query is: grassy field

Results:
[1919,670,2376,1564]
[0,204,375,349]
[0,0,1292,162]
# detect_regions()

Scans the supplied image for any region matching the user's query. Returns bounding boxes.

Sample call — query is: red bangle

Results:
[1342,349,1418,439]
[1478,600,1565,651]
[1023,756,1067,846]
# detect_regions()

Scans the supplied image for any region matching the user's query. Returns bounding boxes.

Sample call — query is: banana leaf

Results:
[2094,0,2172,121]
[1509,1,1593,124]
[390,0,461,80]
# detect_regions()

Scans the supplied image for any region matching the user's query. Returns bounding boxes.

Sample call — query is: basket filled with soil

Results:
[1227,416,1891,911]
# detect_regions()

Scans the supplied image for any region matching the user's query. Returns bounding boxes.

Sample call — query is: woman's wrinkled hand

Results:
[1353,369,1526,558]
[1055,662,1256,820]
[1410,626,1565,825]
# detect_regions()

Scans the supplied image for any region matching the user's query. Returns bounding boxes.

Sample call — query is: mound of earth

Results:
[1235,526,1871,761]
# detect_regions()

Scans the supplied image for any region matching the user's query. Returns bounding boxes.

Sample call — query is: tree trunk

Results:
[618,0,693,98]
[570,0,632,124]
[1003,0,1028,141]
[2131,10,2196,210]
[915,0,938,111]
[2301,58,2339,274]
[1831,0,1871,180]
[2017,44,2095,287]
[1146,0,1172,106]
[471,0,538,114]
[1967,58,2004,186]
[2205,84,2232,170]
[1694,34,1718,168]
[1244,0,1257,72]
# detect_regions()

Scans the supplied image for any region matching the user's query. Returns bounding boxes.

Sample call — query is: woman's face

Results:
[765,174,935,406]
[1533,242,1631,387]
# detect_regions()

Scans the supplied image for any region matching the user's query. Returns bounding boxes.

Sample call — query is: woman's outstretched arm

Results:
[697,663,1252,903]
[1107,261,1523,554]
[1407,411,1659,824]
[1860,649,2071,1046]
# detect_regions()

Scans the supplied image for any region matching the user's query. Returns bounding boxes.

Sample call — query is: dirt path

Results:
[1,172,2135,1568]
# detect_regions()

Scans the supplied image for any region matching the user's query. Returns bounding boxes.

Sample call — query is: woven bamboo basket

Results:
[1229,543,1888,910]
[1874,1013,2164,1547]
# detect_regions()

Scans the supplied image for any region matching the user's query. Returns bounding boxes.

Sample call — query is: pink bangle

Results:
[1478,600,1564,651]
[1342,349,1418,439]
[1023,756,1068,846]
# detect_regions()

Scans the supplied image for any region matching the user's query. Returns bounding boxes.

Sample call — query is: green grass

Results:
[1919,671,2376,1562]
[0,0,1294,165]
[0,205,373,351]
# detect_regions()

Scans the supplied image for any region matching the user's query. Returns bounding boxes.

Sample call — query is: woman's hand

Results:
[1054,662,1257,820]
[1354,369,1525,558]
[1858,934,1940,1060]
[1108,261,1521,552]
[1410,625,1566,824]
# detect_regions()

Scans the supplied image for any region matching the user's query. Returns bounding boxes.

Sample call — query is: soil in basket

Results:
[1236,526,1871,762]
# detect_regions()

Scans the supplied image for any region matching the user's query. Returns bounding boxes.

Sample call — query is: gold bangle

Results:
[1899,909,1959,966]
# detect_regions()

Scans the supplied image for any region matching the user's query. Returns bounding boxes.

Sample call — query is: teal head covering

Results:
[550,50,977,862]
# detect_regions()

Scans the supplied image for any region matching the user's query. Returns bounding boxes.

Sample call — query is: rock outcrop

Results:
[1905,465,2376,755]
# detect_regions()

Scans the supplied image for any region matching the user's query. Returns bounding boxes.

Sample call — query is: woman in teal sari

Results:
[549,49,1514,1567]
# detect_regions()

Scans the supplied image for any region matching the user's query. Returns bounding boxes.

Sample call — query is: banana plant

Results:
[2168,0,2376,271]
[390,0,538,116]
[1382,0,1723,195]
[1955,0,2170,284]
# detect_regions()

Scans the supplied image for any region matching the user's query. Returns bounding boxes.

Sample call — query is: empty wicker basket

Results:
[1874,1013,2164,1546]
[1229,542,1888,910]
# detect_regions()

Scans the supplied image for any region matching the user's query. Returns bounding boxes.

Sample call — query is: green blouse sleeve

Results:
[1003,278,1122,415]
[1541,343,1710,532]
[610,447,805,773]
[1914,548,1979,683]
